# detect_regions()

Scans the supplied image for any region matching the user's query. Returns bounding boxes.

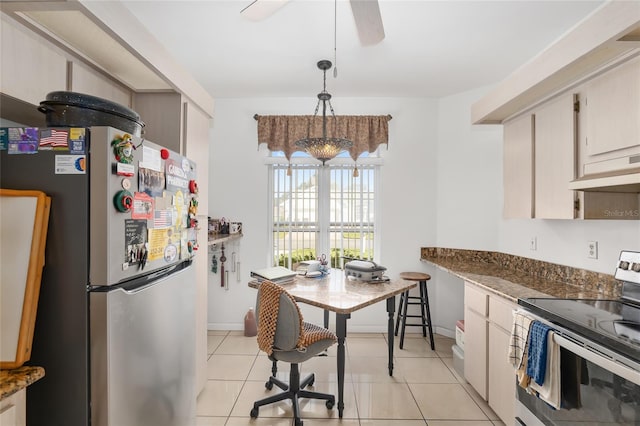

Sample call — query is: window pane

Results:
[329,165,375,268]
[272,165,318,267]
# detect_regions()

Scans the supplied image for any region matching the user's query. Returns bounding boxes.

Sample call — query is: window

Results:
[268,155,380,269]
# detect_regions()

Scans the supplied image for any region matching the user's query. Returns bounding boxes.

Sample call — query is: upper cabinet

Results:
[503,93,578,220]
[503,114,534,218]
[69,61,132,108]
[579,56,640,181]
[0,1,213,118]
[533,93,577,219]
[133,93,183,152]
[478,1,640,213]
[0,15,66,107]
[472,1,640,125]
[584,57,640,158]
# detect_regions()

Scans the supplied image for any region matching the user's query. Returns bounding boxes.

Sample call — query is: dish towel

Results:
[526,320,552,385]
[529,330,561,409]
[509,310,535,368]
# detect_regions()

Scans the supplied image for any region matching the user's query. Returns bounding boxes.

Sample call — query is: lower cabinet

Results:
[488,322,516,423]
[464,281,516,424]
[0,389,26,426]
[464,284,488,399]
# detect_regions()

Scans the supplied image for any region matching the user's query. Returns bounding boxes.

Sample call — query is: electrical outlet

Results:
[529,237,537,251]
[587,241,598,259]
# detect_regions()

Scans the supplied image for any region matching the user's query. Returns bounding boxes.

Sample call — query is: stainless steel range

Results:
[516,250,640,425]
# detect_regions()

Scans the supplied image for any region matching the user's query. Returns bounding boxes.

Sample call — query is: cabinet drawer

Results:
[465,282,488,316]
[489,296,516,332]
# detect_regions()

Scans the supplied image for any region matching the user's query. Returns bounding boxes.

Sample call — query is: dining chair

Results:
[251,280,336,426]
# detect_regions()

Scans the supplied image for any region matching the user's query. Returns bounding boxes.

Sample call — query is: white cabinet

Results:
[464,306,488,399]
[503,92,577,219]
[584,56,640,158]
[463,283,488,399]
[488,295,517,424]
[69,61,132,107]
[133,92,183,152]
[0,389,26,426]
[533,92,577,219]
[464,281,516,424]
[0,15,66,106]
[183,101,211,396]
[577,56,640,180]
[503,113,534,219]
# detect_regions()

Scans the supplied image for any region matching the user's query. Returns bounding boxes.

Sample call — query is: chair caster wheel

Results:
[250,407,258,418]
[326,399,335,409]
[265,380,273,390]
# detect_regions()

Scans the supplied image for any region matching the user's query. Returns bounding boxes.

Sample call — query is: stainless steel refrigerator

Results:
[0,126,199,426]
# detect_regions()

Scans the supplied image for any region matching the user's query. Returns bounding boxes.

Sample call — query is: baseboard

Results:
[208,323,456,339]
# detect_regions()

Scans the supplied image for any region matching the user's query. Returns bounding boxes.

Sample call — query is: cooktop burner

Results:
[518,297,640,362]
[519,251,640,363]
[610,320,640,345]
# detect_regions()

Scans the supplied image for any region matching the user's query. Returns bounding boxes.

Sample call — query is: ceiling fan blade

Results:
[349,0,385,46]
[240,0,291,21]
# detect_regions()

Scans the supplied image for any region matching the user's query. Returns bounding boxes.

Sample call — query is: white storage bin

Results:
[452,344,464,378]
[455,319,465,351]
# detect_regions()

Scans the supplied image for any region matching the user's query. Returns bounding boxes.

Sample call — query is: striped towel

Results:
[526,321,552,385]
[508,310,535,368]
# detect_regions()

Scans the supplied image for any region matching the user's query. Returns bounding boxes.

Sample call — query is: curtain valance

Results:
[255,114,391,161]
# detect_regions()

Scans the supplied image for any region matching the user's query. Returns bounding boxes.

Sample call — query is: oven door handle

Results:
[553,333,640,386]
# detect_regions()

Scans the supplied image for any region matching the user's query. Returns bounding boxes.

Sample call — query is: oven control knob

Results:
[619,261,630,270]
[631,263,640,272]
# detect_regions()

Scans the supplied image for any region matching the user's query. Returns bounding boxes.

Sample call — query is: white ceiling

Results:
[121,0,604,99]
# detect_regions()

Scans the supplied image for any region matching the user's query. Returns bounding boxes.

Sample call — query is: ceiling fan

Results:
[240,0,385,46]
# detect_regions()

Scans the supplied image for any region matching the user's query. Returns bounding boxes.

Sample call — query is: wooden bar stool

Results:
[395,272,435,350]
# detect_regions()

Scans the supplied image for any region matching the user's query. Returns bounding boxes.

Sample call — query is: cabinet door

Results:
[534,92,577,219]
[585,56,640,156]
[183,101,212,396]
[488,321,516,425]
[1,16,67,106]
[133,92,182,152]
[503,113,534,218]
[0,388,26,426]
[464,307,488,399]
[70,62,132,107]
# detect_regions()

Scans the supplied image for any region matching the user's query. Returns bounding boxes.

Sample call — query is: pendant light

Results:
[295,60,352,165]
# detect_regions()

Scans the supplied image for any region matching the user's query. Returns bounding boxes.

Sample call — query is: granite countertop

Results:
[420,247,621,303]
[0,366,45,400]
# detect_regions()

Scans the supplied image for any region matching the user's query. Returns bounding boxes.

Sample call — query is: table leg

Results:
[335,313,349,418]
[386,296,396,376]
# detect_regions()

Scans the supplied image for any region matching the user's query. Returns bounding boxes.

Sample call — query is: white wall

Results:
[499,219,640,274]
[207,88,640,335]
[425,87,504,335]
[208,97,439,331]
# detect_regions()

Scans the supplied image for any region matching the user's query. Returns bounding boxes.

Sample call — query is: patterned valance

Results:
[255,115,391,161]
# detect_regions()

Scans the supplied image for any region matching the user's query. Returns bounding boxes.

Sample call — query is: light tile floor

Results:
[197,330,506,426]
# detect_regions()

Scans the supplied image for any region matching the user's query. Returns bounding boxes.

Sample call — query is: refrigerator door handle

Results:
[120,264,181,294]
[146,264,178,281]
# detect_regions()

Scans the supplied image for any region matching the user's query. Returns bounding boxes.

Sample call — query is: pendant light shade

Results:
[295,60,352,164]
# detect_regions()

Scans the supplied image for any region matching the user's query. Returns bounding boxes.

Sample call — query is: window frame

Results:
[265,150,383,268]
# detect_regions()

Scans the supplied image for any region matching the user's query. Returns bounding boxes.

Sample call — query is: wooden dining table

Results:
[249,270,416,418]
